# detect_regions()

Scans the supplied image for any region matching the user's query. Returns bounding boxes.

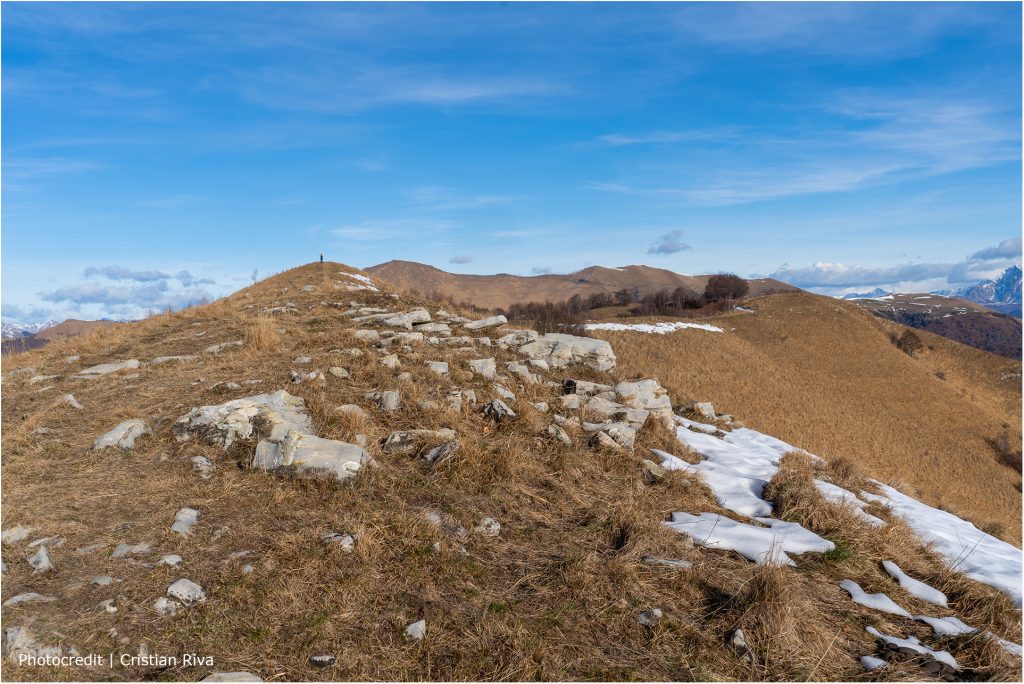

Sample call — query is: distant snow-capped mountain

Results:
[841,288,892,300]
[935,266,1022,317]
[1,320,60,340]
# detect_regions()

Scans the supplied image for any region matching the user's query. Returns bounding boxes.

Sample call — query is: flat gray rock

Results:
[93,419,150,450]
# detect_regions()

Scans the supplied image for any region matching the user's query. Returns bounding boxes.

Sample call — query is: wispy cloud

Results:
[647,230,692,255]
[530,266,553,275]
[83,265,170,282]
[449,255,472,264]
[327,218,457,241]
[405,185,517,211]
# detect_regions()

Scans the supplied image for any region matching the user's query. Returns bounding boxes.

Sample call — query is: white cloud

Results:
[449,255,472,264]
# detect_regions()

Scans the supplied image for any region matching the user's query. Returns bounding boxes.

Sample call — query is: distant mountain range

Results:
[938,265,1022,317]
[1,319,119,355]
[841,288,892,300]
[0,319,60,339]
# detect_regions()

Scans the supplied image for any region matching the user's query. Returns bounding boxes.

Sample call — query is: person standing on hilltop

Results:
[320,253,324,263]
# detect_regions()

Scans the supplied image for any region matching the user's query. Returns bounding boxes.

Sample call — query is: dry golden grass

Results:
[1,263,1019,682]
[593,292,1023,543]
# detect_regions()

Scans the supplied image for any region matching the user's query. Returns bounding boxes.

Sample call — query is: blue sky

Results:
[2,2,1021,322]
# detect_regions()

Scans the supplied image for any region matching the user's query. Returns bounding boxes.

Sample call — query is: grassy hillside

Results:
[590,292,1023,543]
[1,263,1019,682]
[366,260,794,310]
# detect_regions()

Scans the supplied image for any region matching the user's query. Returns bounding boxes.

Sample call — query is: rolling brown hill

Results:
[585,292,1023,543]
[1,262,1019,681]
[366,260,796,310]
[851,293,1022,359]
[1,319,120,356]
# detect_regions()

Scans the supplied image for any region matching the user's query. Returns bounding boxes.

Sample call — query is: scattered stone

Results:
[293,356,313,364]
[28,546,53,574]
[366,390,400,412]
[506,361,537,383]
[405,619,427,641]
[322,532,357,553]
[172,508,200,536]
[65,356,80,363]
[6,367,36,378]
[328,366,350,379]
[153,597,179,616]
[414,322,451,335]
[474,517,501,537]
[640,459,666,482]
[28,536,64,549]
[112,542,151,559]
[98,599,118,614]
[468,358,497,380]
[192,455,216,479]
[383,309,432,329]
[637,608,663,626]
[3,593,56,607]
[728,629,753,662]
[446,390,463,411]
[354,330,379,342]
[860,656,888,671]
[463,389,477,405]
[241,564,254,574]
[560,394,581,410]
[517,333,615,371]
[425,361,449,375]
[383,429,457,454]
[2,525,34,546]
[91,576,115,586]
[159,554,183,567]
[149,355,197,366]
[75,543,104,555]
[532,402,549,413]
[309,654,336,668]
[203,341,244,354]
[589,431,621,451]
[482,399,516,422]
[76,359,141,376]
[380,354,401,369]
[493,384,516,401]
[690,401,716,421]
[547,424,572,445]
[93,419,150,450]
[29,374,58,385]
[423,442,458,464]
[464,315,507,331]
[167,579,206,605]
[335,404,369,420]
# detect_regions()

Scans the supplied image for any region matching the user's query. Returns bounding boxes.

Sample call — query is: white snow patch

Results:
[663,512,834,566]
[839,579,911,617]
[658,418,803,517]
[987,632,1023,656]
[860,655,887,671]
[861,483,1023,606]
[866,626,958,670]
[339,272,378,289]
[583,321,724,334]
[914,615,975,637]
[814,480,885,526]
[881,560,947,606]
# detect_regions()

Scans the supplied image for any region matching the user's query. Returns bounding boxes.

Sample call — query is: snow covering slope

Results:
[583,321,724,334]
[1,320,59,340]
[861,484,1023,607]
[664,512,833,566]
[656,415,1023,606]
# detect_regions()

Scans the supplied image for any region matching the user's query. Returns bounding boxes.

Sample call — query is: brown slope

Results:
[1,262,1018,681]
[366,260,795,310]
[589,291,1023,543]
[852,293,1022,359]
[1,319,119,355]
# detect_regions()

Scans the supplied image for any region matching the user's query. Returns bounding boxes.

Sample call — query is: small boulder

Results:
[463,315,507,331]
[637,608,663,626]
[171,508,200,536]
[405,619,427,641]
[482,399,516,422]
[93,419,150,450]
[425,361,449,375]
[328,366,350,379]
[468,358,497,380]
[167,579,206,606]
[474,517,501,538]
